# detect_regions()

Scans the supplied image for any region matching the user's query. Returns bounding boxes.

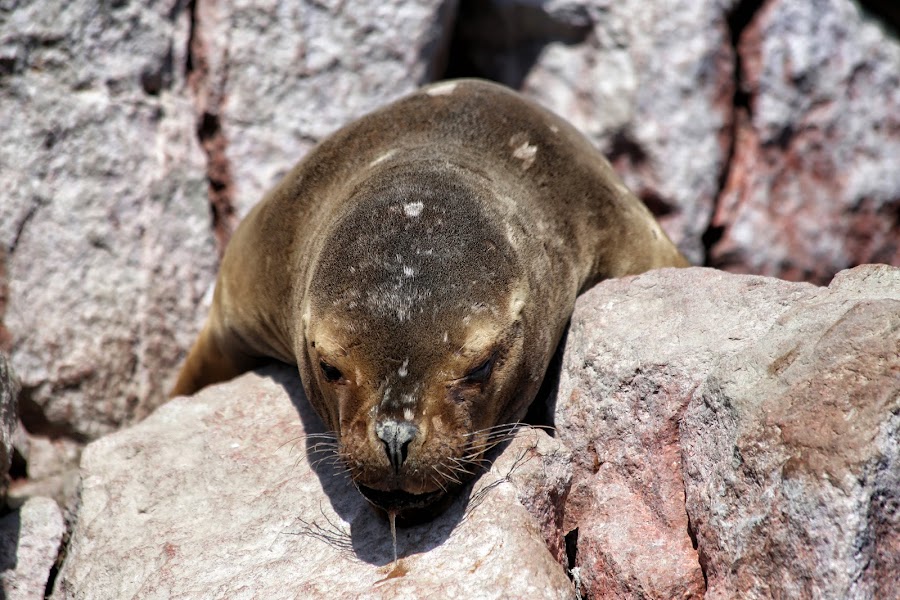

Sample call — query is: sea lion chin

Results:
[171,78,689,522]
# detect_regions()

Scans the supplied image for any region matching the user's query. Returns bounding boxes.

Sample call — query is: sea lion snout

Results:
[374,418,418,472]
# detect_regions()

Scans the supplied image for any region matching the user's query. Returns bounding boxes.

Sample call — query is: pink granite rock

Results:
[682,266,900,598]
[709,0,900,282]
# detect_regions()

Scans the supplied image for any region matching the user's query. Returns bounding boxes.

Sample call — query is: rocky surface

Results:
[2,0,899,596]
[50,265,899,598]
[0,354,17,498]
[0,0,218,440]
[52,367,574,599]
[191,0,459,232]
[553,264,898,599]
[709,0,900,282]
[682,266,900,598]
[0,496,65,600]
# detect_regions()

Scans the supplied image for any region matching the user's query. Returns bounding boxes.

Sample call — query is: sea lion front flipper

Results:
[169,309,266,398]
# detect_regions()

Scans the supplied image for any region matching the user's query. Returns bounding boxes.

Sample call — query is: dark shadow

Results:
[442,0,593,89]
[0,508,22,600]
[264,365,482,566]
[535,322,571,431]
[524,321,569,432]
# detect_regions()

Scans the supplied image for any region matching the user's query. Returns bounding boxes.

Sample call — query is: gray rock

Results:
[51,366,574,599]
[0,496,65,600]
[710,0,900,282]
[0,0,218,438]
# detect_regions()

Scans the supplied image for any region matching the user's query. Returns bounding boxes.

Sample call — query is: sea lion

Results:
[172,78,689,521]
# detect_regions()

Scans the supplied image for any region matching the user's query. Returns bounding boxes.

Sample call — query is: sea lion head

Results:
[296,159,540,522]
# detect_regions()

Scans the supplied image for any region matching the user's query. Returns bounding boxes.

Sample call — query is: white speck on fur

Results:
[398,359,409,378]
[402,265,415,277]
[512,140,537,170]
[403,408,414,421]
[426,81,457,96]
[442,331,448,343]
[369,149,397,168]
[403,201,423,217]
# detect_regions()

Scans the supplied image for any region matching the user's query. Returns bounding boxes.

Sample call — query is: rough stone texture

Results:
[191,0,459,224]
[555,267,817,599]
[0,354,18,497]
[7,433,81,519]
[0,496,66,600]
[709,0,900,283]
[448,0,737,263]
[682,266,900,598]
[554,264,898,599]
[0,0,218,439]
[52,366,574,599]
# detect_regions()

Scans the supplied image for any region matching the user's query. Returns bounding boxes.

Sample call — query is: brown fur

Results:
[172,79,688,517]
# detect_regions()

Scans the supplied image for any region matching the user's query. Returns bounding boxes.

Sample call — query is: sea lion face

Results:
[298,164,533,519]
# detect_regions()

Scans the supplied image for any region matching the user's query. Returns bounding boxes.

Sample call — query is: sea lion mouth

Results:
[356,485,444,513]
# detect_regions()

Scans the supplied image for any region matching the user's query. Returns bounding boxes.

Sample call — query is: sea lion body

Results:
[173,79,688,518]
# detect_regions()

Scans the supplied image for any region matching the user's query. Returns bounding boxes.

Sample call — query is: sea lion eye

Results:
[319,360,344,382]
[464,355,495,384]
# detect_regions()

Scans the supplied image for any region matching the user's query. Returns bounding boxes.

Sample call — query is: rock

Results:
[554,264,899,599]
[448,0,738,263]
[0,0,218,439]
[51,366,574,599]
[190,0,459,225]
[709,0,900,283]
[555,267,816,599]
[7,433,81,517]
[0,496,65,600]
[0,354,18,497]
[682,265,900,598]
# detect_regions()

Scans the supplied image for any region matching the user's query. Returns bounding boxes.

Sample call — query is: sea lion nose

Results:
[375,419,418,472]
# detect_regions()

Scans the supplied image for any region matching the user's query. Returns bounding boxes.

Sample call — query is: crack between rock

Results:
[186,0,237,258]
[701,0,765,266]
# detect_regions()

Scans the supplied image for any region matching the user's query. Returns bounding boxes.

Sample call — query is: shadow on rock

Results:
[265,365,487,566]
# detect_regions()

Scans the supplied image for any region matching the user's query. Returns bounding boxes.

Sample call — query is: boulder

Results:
[0,496,65,600]
[554,264,898,599]
[51,366,575,599]
[709,0,900,282]
[0,0,217,439]
[682,266,900,598]
[448,0,737,264]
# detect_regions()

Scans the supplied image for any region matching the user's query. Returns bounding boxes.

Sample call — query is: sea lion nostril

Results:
[375,420,418,472]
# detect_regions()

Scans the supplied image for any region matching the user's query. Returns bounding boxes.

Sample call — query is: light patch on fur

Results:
[425,81,457,96]
[400,393,415,407]
[402,265,416,277]
[369,149,398,168]
[403,408,414,421]
[398,359,409,378]
[403,201,424,217]
[442,331,448,343]
[509,132,537,170]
